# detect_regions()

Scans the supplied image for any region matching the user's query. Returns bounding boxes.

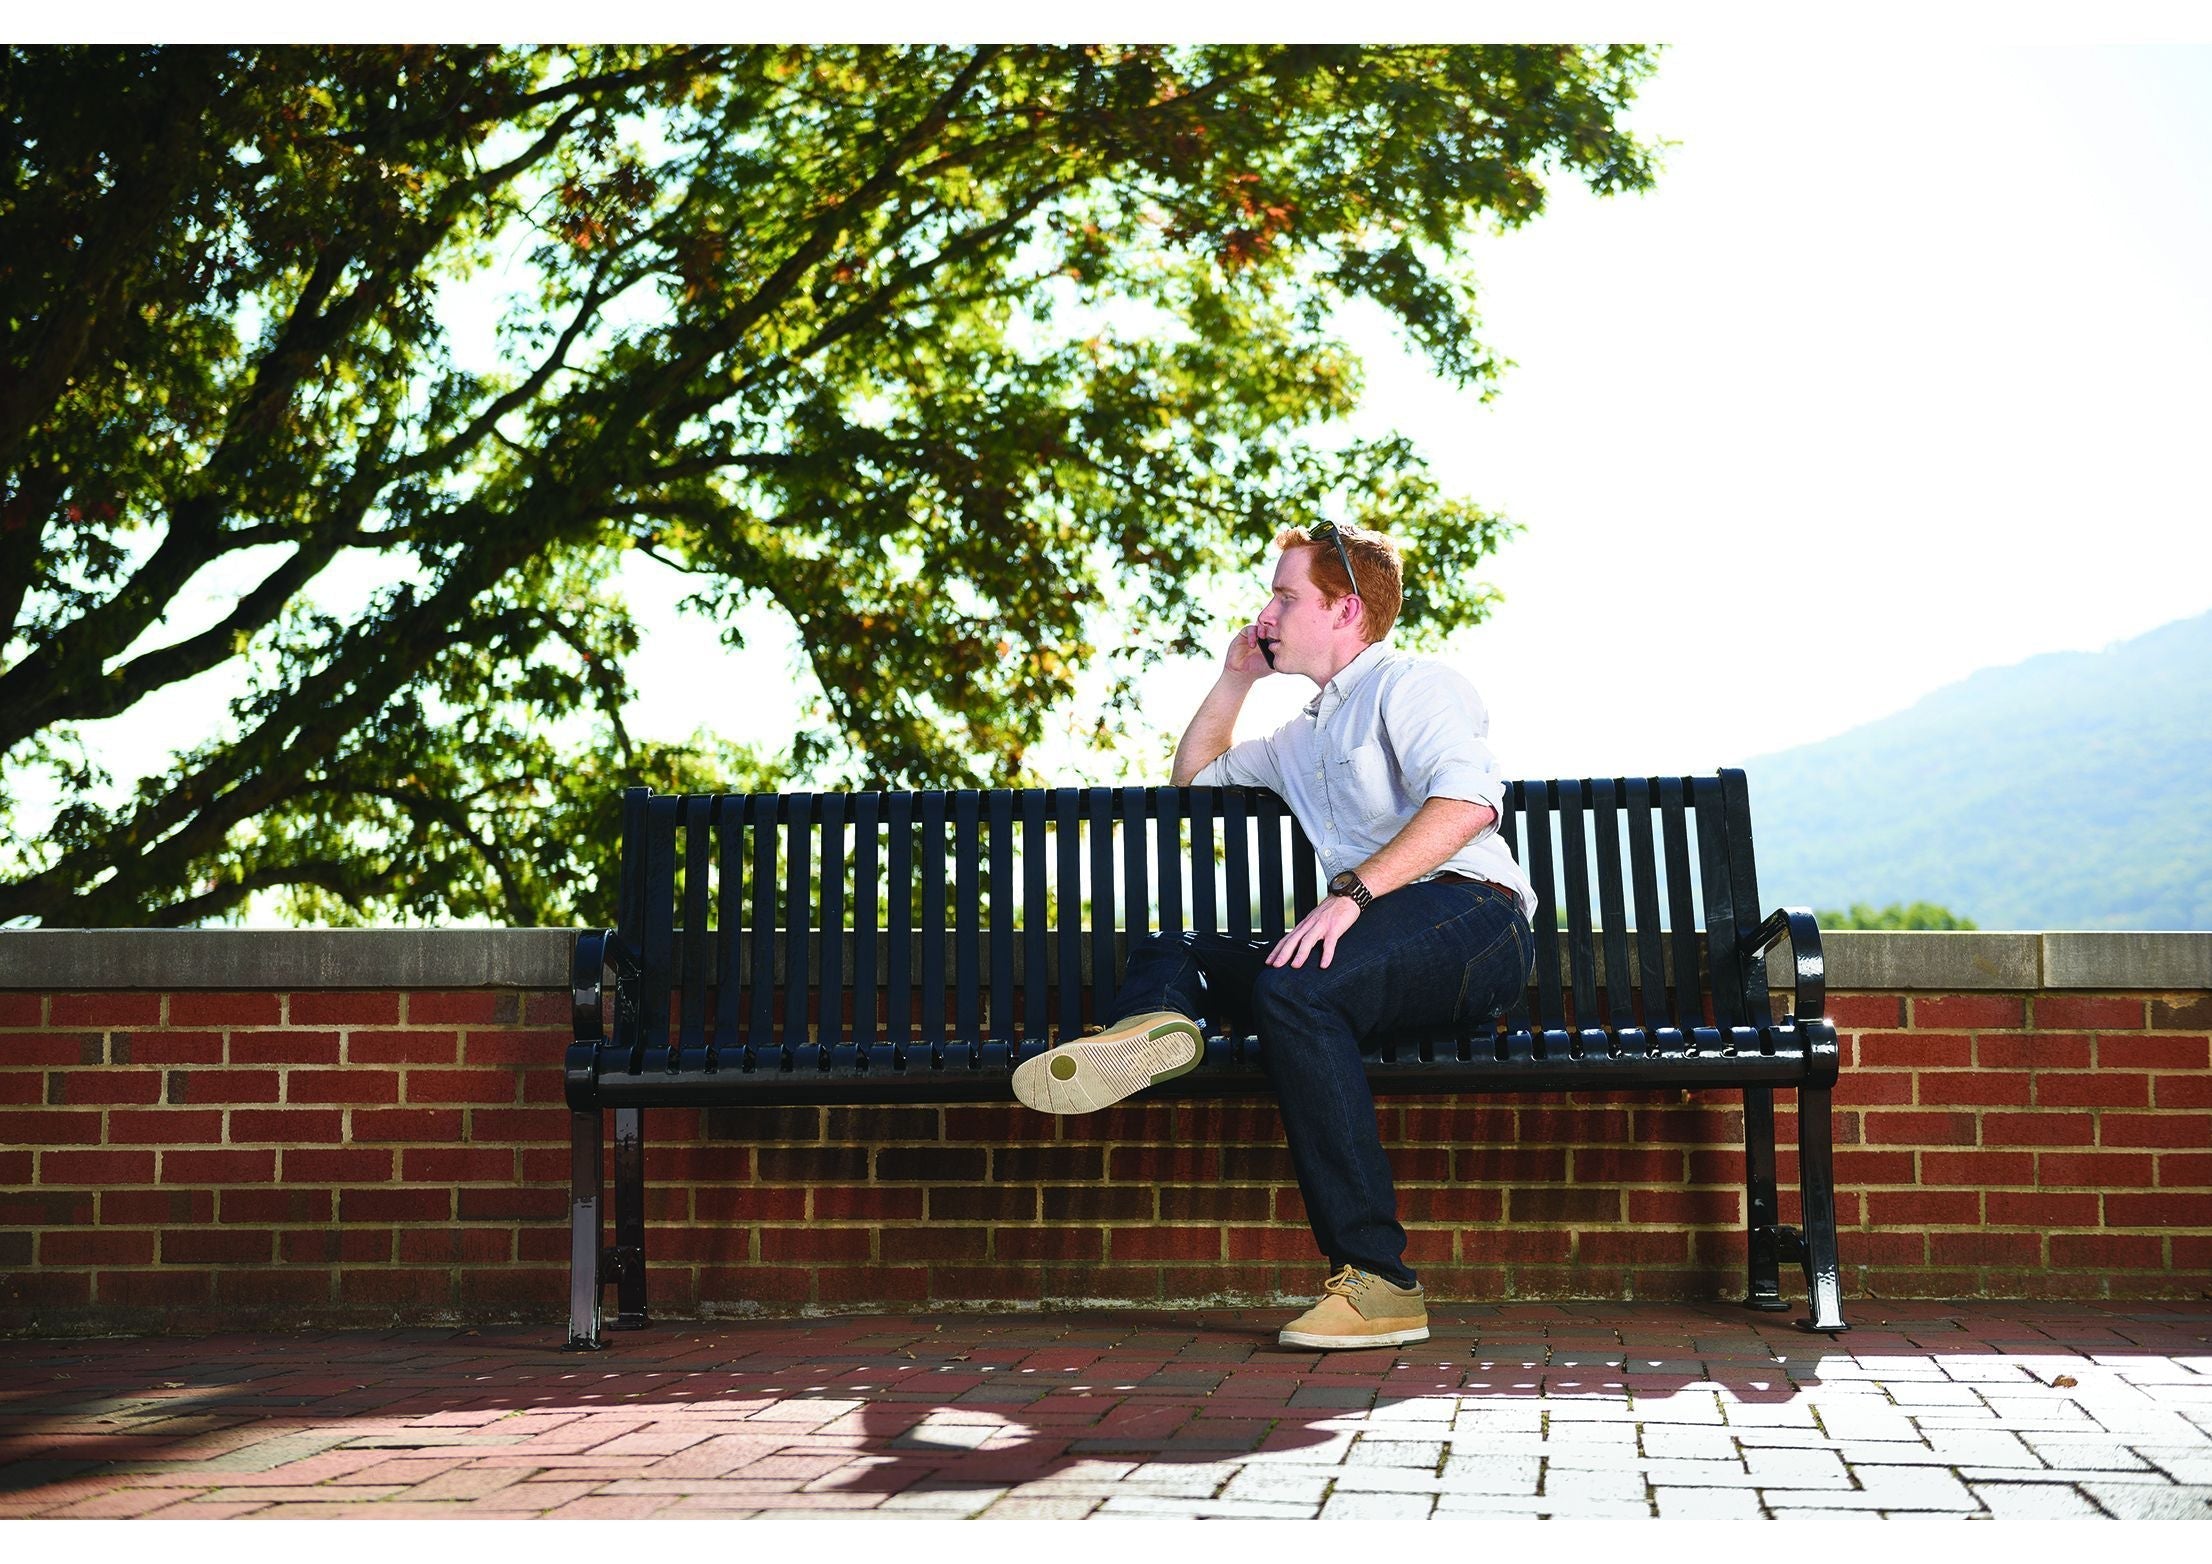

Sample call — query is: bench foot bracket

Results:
[1794,1086,1849,1333]
[612,1107,649,1328]
[1742,1088,1787,1315]
[567,1109,605,1350]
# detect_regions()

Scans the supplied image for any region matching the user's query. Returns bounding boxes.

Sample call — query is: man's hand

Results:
[1268,893,1362,970]
[1222,624,1270,684]
[1173,626,1271,785]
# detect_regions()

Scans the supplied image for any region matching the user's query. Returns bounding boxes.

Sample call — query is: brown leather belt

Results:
[1429,872,1499,891]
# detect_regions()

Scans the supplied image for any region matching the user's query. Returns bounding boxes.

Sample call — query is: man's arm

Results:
[1349,797,1497,898]
[1171,625,1270,786]
[1266,796,1496,970]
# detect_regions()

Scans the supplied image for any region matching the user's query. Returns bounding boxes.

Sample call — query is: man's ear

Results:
[1336,594,1362,629]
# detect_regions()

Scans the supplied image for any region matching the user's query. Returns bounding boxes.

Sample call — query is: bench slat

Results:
[956,791,983,1049]
[987,790,1014,1045]
[1560,781,1599,1027]
[748,792,777,1055]
[1694,776,1742,1027]
[1523,782,1564,1028]
[1590,779,1635,1030]
[1119,787,1149,967]
[1088,788,1115,1011]
[1257,791,1287,942]
[782,793,814,1059]
[920,791,947,1049]
[1224,788,1251,941]
[1054,788,1083,1040]
[818,793,847,1056]
[640,794,678,1062]
[852,793,880,1052]
[1658,778,1699,1023]
[886,792,913,1054]
[1624,781,1668,1031]
[1290,814,1319,920]
[619,786,648,969]
[679,795,711,1061]
[712,795,746,1060]
[1190,793,1217,938]
[1155,787,1183,937]
[1022,789,1050,1046]
[1722,768,1770,1020]
[1497,790,1530,1031]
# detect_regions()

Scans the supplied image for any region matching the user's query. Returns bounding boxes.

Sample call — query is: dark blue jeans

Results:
[1105,878,1534,1289]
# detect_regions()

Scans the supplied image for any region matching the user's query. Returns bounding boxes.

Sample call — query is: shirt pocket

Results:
[1333,742,1400,827]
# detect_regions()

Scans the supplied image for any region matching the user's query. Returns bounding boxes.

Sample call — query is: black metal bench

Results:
[564,769,1843,1348]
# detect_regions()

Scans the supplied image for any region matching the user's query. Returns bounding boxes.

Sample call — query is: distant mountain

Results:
[1743,610,2212,931]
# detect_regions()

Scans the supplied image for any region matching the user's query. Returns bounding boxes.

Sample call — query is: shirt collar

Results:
[1302,642,1391,719]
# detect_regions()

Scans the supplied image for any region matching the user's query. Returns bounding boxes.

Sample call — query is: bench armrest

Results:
[1748,907,1825,1020]
[567,929,638,1109]
[571,929,622,1044]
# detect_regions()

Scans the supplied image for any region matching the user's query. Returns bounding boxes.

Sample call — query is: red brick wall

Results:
[2,985,2207,1334]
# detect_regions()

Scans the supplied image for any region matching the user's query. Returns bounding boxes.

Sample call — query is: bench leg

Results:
[1741,1087,1789,1313]
[566,1110,605,1350]
[1793,1085,1848,1334]
[610,1105,650,1331]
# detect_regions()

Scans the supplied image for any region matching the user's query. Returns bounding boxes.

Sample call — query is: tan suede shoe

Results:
[1010,1010,1202,1115]
[1278,1265,1430,1349]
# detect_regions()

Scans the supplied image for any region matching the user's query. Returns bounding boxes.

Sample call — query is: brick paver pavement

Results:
[2,1301,2207,1519]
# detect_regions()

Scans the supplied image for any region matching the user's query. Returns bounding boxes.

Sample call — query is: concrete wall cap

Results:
[2041,931,2212,991]
[0,926,2206,993]
[0,928,576,990]
[1820,931,2042,992]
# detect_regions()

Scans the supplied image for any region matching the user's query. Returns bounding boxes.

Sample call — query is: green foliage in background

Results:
[1815,902,1978,931]
[1,43,1661,926]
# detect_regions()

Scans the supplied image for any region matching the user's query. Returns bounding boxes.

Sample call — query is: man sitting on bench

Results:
[1012,522,1538,1350]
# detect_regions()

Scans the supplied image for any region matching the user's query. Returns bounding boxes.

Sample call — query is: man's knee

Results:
[1128,929,1198,959]
[1252,960,1344,1029]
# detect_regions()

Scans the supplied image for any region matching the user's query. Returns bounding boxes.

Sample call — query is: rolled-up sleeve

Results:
[1386,664,1507,830]
[1192,735,1281,792]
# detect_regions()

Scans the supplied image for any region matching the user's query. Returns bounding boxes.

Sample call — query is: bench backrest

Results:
[609,771,1770,1055]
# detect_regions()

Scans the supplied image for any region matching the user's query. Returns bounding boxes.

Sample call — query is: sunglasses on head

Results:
[1309,519,1359,599]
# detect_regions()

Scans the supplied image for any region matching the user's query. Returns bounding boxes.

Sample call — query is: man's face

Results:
[1254,546,1349,678]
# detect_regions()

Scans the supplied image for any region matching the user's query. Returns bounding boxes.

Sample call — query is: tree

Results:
[1,43,1662,927]
[1815,902,1979,931]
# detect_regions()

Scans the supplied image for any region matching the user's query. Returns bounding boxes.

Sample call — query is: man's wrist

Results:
[1326,869,1373,908]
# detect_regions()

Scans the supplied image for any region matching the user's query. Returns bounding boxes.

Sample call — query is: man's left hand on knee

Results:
[1267,895,1362,970]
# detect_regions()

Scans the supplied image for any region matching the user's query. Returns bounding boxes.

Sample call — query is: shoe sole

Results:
[1277,1324,1431,1349]
[1011,1013,1203,1115]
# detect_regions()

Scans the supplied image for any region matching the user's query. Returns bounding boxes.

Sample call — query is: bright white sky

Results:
[21,12,2212,875]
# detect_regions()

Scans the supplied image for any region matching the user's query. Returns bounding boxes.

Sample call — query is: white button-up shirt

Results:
[1192,644,1537,921]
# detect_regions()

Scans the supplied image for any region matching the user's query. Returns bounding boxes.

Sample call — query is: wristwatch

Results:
[1327,869,1373,908]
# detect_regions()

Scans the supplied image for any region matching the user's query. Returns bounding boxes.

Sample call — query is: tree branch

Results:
[392,249,621,484]
[0,464,63,654]
[146,858,397,929]
[0,520,535,923]
[342,782,533,927]
[636,46,1006,409]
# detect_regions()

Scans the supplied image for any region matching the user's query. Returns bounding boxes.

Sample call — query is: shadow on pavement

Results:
[1,1300,2205,1515]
